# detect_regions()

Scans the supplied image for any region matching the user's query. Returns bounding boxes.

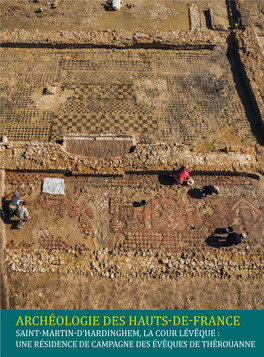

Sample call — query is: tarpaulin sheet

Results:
[42,178,65,195]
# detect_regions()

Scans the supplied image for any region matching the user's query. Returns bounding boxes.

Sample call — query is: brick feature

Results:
[111,195,264,251]
[4,173,263,252]
[39,234,70,250]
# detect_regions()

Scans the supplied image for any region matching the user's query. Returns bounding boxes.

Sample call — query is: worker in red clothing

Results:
[174,166,190,185]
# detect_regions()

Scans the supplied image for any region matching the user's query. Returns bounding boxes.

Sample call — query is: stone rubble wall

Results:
[5,249,264,280]
[0,142,262,176]
[233,29,264,132]
[0,29,217,49]
[189,3,201,32]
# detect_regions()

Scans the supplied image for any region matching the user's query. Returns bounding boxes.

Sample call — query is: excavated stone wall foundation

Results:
[4,249,264,280]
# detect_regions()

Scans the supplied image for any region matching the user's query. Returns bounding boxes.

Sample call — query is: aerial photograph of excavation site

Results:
[0,0,264,310]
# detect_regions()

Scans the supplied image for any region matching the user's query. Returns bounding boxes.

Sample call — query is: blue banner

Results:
[1,310,263,357]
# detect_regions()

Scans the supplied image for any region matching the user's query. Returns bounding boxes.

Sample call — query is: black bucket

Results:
[225,226,233,233]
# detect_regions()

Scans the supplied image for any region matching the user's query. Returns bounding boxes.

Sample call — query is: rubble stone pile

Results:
[234,29,264,130]
[0,29,217,49]
[5,249,264,279]
[1,142,261,176]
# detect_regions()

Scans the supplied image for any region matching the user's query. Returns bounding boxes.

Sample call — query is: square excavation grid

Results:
[0,48,260,145]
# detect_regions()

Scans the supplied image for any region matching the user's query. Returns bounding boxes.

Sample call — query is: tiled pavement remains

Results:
[4,172,264,253]
[0,47,261,147]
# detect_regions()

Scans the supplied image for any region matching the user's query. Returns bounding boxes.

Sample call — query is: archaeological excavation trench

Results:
[1,0,264,310]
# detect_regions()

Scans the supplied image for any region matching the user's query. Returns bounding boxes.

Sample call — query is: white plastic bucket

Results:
[187,178,194,186]
[112,0,121,11]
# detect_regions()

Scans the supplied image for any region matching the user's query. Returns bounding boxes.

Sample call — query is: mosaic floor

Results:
[0,47,260,147]
[4,172,264,252]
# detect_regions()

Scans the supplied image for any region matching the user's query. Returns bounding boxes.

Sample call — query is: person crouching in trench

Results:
[174,166,190,185]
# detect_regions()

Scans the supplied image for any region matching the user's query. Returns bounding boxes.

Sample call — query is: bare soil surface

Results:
[0,0,235,33]
[0,0,190,32]
[247,0,264,32]
[4,272,264,310]
[1,1,262,34]
[247,0,264,51]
